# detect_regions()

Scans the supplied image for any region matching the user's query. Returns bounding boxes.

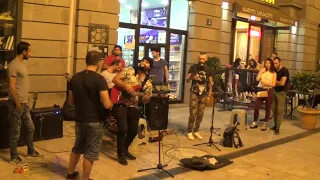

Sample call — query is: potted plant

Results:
[291,71,320,130]
[206,56,226,107]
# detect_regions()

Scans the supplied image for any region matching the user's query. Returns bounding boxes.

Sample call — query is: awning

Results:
[233,0,296,26]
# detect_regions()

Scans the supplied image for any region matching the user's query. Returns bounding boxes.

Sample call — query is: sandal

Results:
[66,171,79,180]
[261,122,267,131]
[250,122,258,129]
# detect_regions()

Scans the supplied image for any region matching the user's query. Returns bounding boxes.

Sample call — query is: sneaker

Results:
[10,156,28,166]
[125,151,136,160]
[118,154,128,166]
[187,133,194,140]
[66,171,79,180]
[193,132,203,140]
[274,128,280,135]
[26,151,44,159]
[270,125,277,131]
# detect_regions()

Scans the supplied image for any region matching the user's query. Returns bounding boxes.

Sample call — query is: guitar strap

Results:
[140,73,150,93]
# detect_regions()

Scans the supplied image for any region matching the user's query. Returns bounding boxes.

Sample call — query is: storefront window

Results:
[117,28,135,66]
[233,21,249,62]
[140,0,169,28]
[119,0,139,24]
[249,26,261,62]
[139,28,166,44]
[170,0,188,30]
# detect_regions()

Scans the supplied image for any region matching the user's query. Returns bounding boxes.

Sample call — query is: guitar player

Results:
[112,57,153,166]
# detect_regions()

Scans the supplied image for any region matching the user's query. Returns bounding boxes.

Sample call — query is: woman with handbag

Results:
[250,58,277,131]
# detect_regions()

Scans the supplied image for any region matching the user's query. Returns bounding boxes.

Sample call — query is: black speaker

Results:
[30,106,63,142]
[145,96,169,130]
[0,101,27,149]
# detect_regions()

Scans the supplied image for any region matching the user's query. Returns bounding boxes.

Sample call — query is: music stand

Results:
[137,92,174,178]
[193,94,221,151]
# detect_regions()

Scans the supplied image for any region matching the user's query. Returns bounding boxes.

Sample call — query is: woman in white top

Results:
[250,58,277,131]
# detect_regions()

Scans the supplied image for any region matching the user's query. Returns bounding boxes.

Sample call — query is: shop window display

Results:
[170,0,188,30]
[140,0,169,28]
[117,28,135,67]
[118,0,188,102]
[168,34,185,100]
[139,28,166,44]
[119,0,139,24]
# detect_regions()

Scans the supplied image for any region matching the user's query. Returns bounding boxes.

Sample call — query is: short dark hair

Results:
[85,51,101,66]
[114,45,122,51]
[17,41,31,55]
[272,52,278,56]
[273,57,281,62]
[151,46,160,53]
[265,58,276,73]
[111,59,120,66]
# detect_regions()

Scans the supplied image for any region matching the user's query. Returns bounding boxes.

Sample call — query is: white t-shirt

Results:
[101,70,117,89]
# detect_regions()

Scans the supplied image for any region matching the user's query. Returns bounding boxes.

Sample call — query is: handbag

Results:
[256,87,269,98]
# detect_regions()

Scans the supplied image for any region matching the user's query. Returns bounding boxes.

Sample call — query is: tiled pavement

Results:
[0,104,319,180]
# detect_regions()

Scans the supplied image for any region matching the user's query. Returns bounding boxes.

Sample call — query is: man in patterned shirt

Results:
[112,57,153,165]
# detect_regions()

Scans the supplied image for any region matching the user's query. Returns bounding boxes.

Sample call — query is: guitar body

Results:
[110,85,142,104]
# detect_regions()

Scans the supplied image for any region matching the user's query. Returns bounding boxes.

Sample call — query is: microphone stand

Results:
[137,86,174,178]
[193,93,221,151]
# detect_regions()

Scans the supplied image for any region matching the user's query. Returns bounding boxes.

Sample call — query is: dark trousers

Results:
[8,100,35,160]
[112,105,141,155]
[254,89,274,122]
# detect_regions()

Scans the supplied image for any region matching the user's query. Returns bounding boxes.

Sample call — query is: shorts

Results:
[72,122,104,161]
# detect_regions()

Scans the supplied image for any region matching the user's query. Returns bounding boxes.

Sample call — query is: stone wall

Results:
[184,0,225,102]
[22,0,119,107]
[22,0,70,107]
[278,0,320,72]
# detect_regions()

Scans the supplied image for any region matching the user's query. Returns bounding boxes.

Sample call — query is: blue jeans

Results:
[72,122,104,161]
[8,100,35,160]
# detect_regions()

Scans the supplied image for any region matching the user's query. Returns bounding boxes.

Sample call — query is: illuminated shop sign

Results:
[242,7,273,19]
[261,0,275,5]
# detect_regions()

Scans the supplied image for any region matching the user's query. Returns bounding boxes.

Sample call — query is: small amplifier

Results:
[30,106,63,142]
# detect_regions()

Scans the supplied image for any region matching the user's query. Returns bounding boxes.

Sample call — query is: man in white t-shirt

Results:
[101,60,122,89]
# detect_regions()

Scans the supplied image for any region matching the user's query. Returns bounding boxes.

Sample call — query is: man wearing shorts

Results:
[66,51,113,180]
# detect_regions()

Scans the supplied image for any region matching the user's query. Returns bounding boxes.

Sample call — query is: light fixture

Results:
[125,5,132,9]
[119,0,126,3]
[250,30,261,37]
[142,2,149,7]
[161,0,169,5]
[222,2,229,9]
[250,16,256,21]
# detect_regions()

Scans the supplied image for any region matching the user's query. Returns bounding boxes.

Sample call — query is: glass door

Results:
[168,33,186,101]
[248,25,262,64]
[261,26,276,63]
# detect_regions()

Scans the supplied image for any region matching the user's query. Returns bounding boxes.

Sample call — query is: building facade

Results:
[3,0,319,107]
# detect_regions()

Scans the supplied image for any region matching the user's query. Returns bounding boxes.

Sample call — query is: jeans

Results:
[8,100,35,160]
[72,122,104,161]
[272,91,286,128]
[188,93,206,133]
[112,105,141,155]
[254,89,274,122]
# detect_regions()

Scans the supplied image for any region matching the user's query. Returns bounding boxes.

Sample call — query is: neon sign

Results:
[261,0,275,5]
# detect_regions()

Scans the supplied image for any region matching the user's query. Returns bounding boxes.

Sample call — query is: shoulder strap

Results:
[140,74,150,92]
